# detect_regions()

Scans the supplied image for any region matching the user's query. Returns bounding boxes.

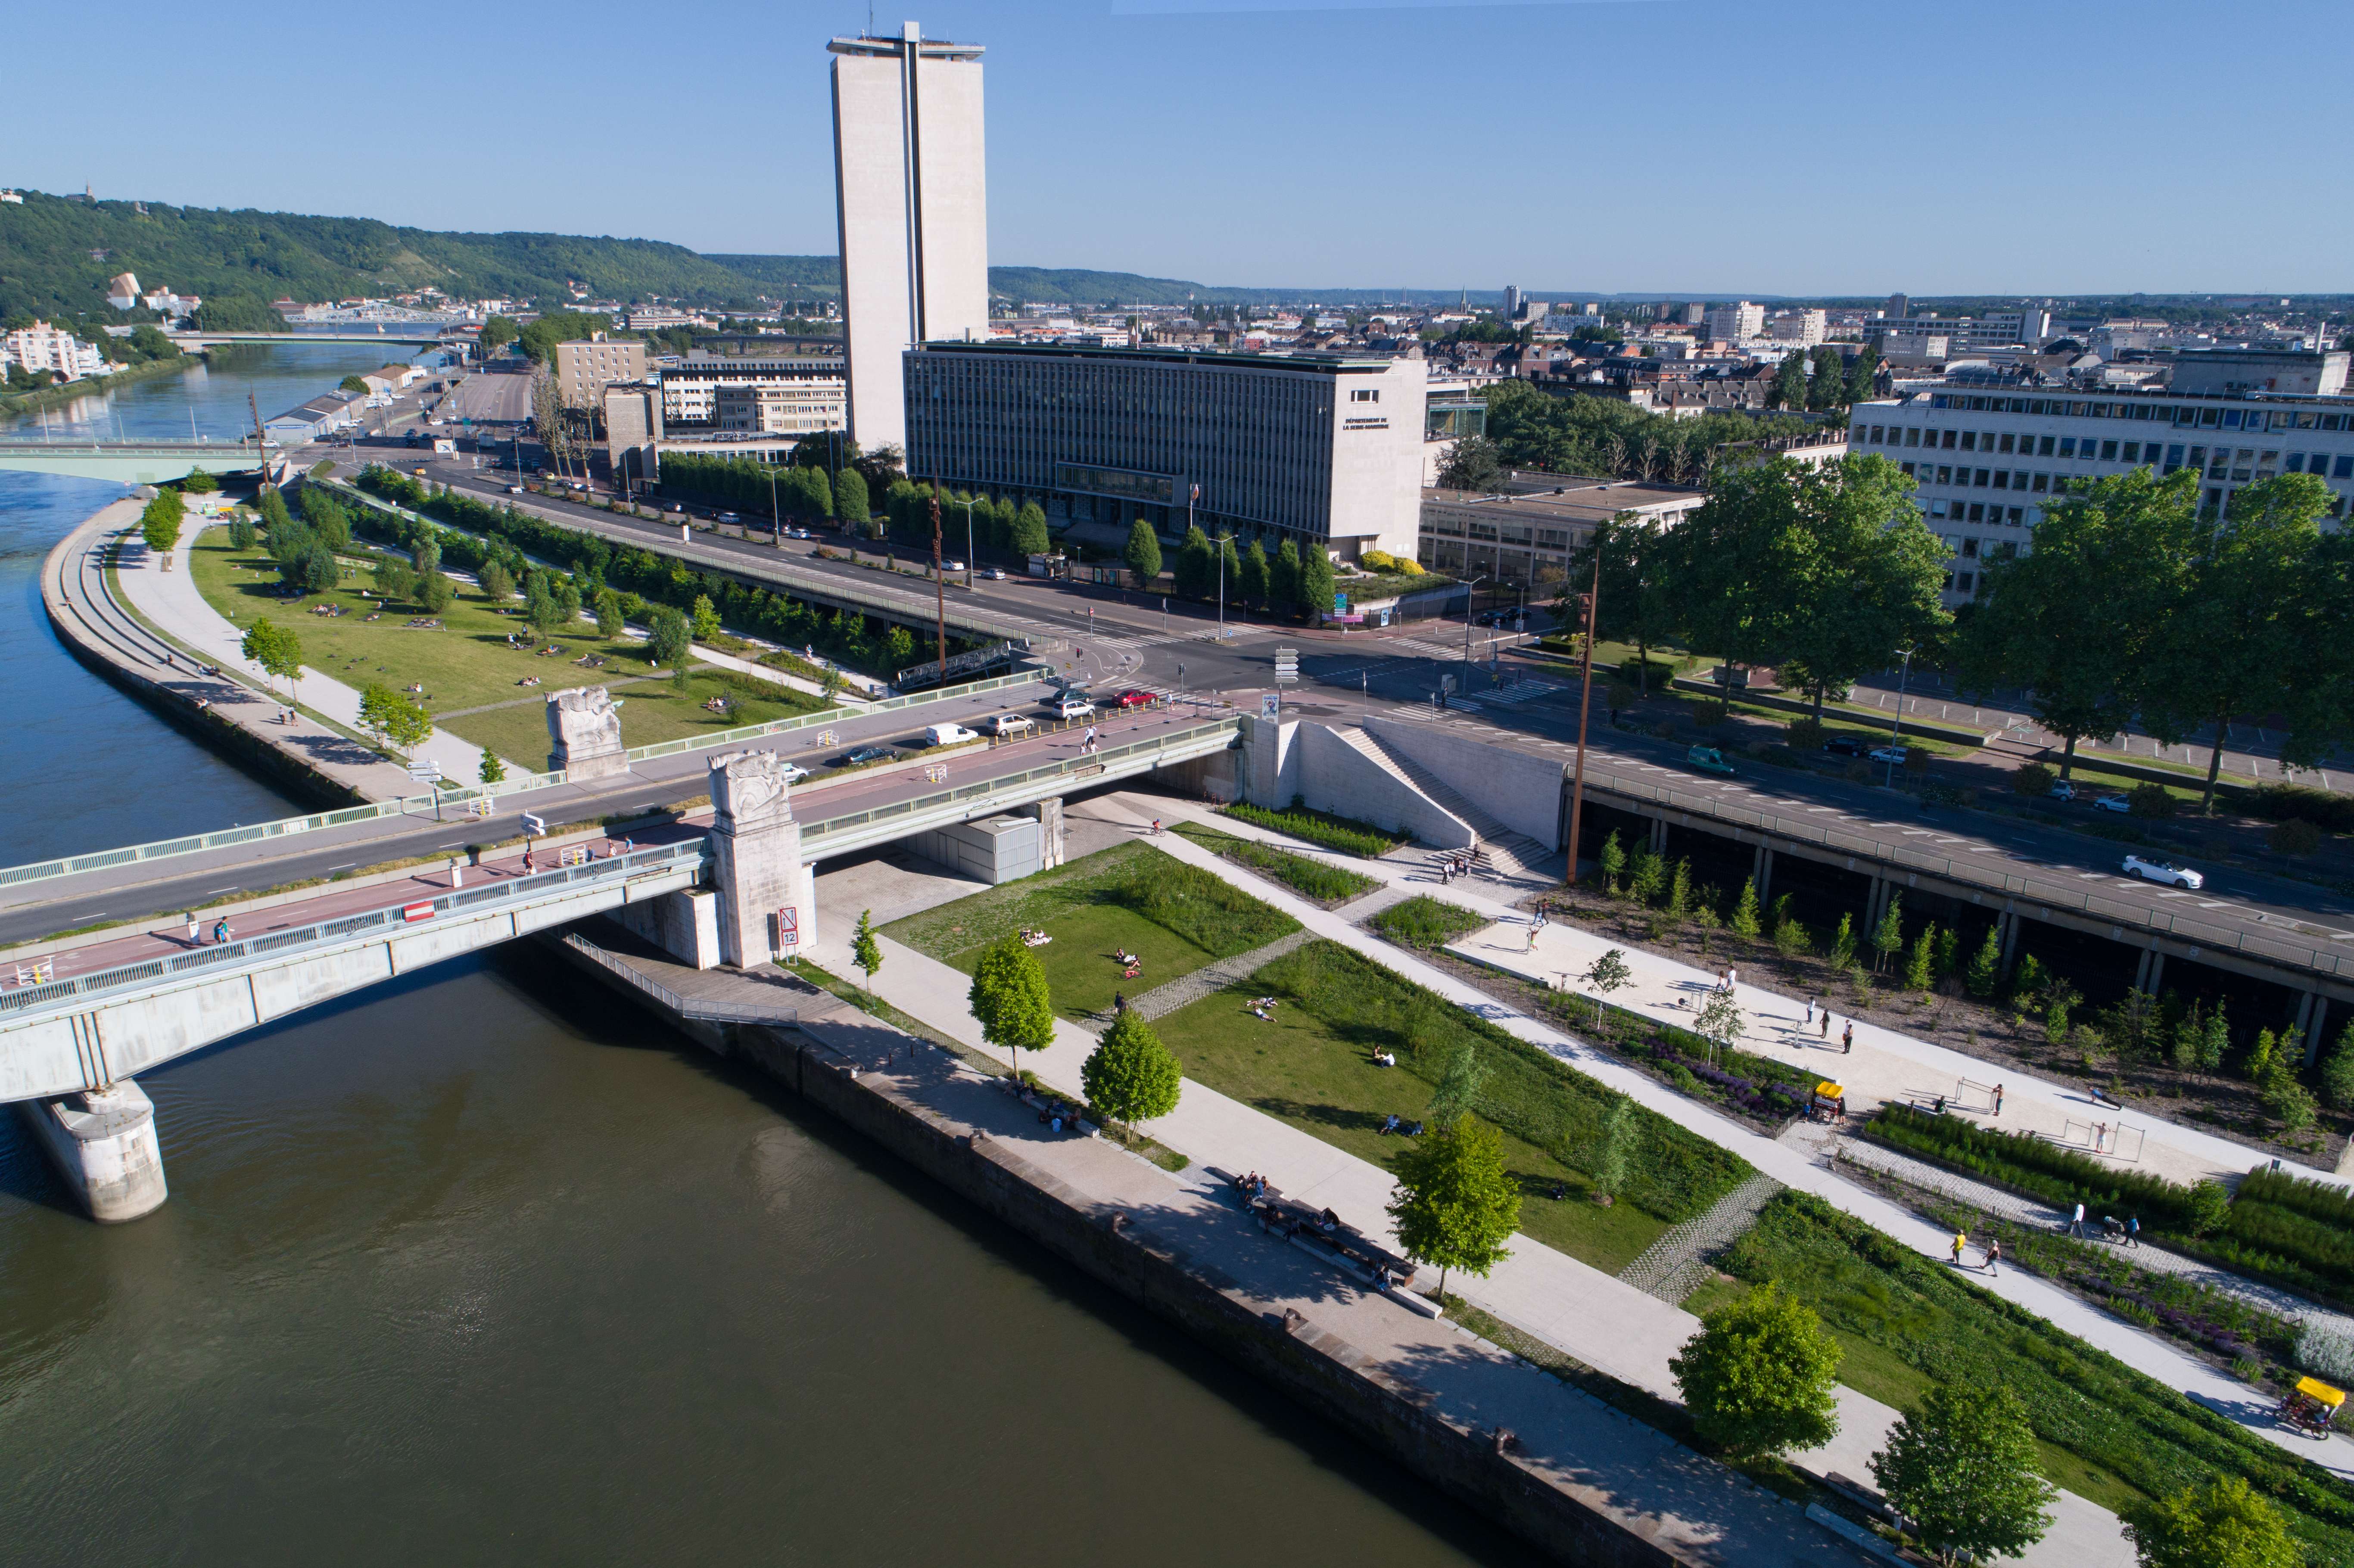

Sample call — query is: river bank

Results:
[0,354,203,420]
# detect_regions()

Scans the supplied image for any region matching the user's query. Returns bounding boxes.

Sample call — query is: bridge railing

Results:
[560,932,797,1025]
[800,717,1240,845]
[0,841,707,1026]
[1588,771,2354,983]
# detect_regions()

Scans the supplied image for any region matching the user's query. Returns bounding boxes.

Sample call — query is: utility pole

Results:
[248,392,268,484]
[1565,548,1601,887]
[930,481,947,685]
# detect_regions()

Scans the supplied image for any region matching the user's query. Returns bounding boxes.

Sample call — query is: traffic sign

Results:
[777,906,800,950]
[521,812,546,837]
[406,760,442,782]
[1274,647,1298,684]
[401,901,436,923]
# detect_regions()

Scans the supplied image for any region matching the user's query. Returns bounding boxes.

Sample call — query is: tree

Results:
[1730,879,1762,939]
[1844,345,1882,406]
[1960,470,2197,780]
[240,619,302,698]
[1173,524,1214,599]
[227,513,257,551]
[833,466,870,532]
[2320,1022,2354,1111]
[2139,473,2331,811]
[181,466,218,494]
[415,571,455,615]
[1906,927,1937,992]
[1660,458,1816,715]
[1123,518,1163,583]
[1435,434,1504,492]
[1598,830,1626,893]
[479,561,516,604]
[339,374,370,394]
[1769,351,1809,411]
[1386,1116,1520,1300]
[1569,515,1675,691]
[969,935,1055,1079]
[850,909,882,992]
[1081,1009,1183,1126]
[373,556,414,601]
[2122,1476,2301,1568]
[361,684,431,758]
[139,488,183,555]
[410,536,440,579]
[1270,538,1302,614]
[690,593,721,641]
[1296,547,1335,623]
[1966,925,2003,1000]
[1668,1282,1843,1458]
[646,604,691,669]
[1010,501,1050,556]
[1694,991,1744,1061]
[591,586,623,636]
[1581,947,1632,1025]
[258,486,293,533]
[1237,539,1270,610]
[1871,1382,2054,1567]
[478,750,506,784]
[1773,457,1951,721]
[1424,1044,1490,1131]
[1871,893,1905,973]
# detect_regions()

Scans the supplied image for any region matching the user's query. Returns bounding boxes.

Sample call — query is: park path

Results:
[1102,928,1316,1022]
[121,505,509,781]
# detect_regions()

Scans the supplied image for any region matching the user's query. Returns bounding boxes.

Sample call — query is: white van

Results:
[923,722,979,747]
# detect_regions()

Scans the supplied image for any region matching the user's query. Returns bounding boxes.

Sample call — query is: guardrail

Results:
[560,932,798,1025]
[0,841,707,1025]
[1583,766,2354,983]
[800,717,1241,846]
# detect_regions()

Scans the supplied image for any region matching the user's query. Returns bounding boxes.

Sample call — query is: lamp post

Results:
[1460,575,1489,668]
[962,493,975,588]
[1886,643,1916,786]
[1565,549,1601,886]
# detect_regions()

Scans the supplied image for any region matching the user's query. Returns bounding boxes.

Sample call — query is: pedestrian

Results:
[212,918,230,946]
[1804,995,1816,1026]
[1993,1083,2004,1118]
[2127,1215,2140,1248]
[1114,990,1125,1014]
[1841,1023,1853,1054]
[2069,1201,2086,1238]
[1820,1010,1831,1041]
[1950,1229,1967,1266]
[1716,965,1727,991]
[523,847,535,874]
[1986,1236,2002,1276]
[1726,966,1738,992]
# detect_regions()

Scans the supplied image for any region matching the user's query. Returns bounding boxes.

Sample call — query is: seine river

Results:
[0,348,1512,1565]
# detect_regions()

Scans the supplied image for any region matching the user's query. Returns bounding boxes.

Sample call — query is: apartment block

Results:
[553,336,649,409]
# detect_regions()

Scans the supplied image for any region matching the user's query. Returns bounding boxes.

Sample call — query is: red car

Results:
[1113,689,1155,708]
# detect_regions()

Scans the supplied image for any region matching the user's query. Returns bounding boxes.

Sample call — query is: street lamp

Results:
[1215,532,1234,643]
[1886,644,1917,786]
[1459,575,1489,668]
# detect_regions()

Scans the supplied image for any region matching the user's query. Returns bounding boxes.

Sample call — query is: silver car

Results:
[2122,853,2202,890]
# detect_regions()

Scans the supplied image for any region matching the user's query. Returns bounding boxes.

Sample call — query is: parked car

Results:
[1867,745,1911,766]
[666,502,685,513]
[922,722,979,747]
[1113,689,1154,708]
[986,713,1033,737]
[505,484,524,495]
[942,559,965,572]
[1822,735,1864,757]
[2048,779,2077,802]
[2123,853,2203,890]
[2091,793,2132,814]
[716,510,741,524]
[1049,696,1096,720]
[980,567,1007,580]
[839,745,896,767]
[1686,744,1735,776]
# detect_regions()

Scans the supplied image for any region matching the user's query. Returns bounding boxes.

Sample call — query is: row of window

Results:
[1920,392,2354,432]
[1862,422,2354,479]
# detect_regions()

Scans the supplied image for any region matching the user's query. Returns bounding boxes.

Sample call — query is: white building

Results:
[717,380,850,436]
[1848,348,2353,601]
[1871,309,2052,352]
[657,355,846,430]
[1704,301,1764,342]
[3,320,106,382]
[829,22,990,452]
[1767,309,1828,345]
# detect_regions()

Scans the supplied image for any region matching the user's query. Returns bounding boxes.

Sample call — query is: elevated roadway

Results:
[0,437,279,485]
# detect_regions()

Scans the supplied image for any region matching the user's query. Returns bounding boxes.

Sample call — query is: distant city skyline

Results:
[10,0,2351,296]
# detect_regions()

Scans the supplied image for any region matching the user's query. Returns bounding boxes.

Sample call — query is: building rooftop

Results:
[1423,477,1704,524]
[912,339,1406,374]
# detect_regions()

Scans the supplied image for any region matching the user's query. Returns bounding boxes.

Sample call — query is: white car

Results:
[2091,793,2132,814]
[2123,854,2203,890]
[1049,696,1096,720]
[505,484,524,495]
[922,722,980,747]
[1867,745,1910,765]
[2047,779,2077,802]
[986,713,1032,737]
[942,559,965,572]
[779,762,810,785]
[980,567,1007,580]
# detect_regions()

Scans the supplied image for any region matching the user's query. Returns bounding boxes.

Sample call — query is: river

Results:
[0,347,1514,1566]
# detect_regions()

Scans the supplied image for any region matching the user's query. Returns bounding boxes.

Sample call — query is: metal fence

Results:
[0,841,707,1024]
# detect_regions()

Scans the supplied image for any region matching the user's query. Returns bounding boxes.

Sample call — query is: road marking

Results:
[205,886,240,895]
[2077,872,2105,879]
[2197,900,2226,908]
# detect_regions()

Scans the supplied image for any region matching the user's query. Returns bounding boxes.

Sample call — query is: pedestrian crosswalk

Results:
[1478,681,1566,705]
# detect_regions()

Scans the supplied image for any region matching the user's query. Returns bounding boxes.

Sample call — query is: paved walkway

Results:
[120,503,508,783]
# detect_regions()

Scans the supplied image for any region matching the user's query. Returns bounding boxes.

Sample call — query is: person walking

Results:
[1725,966,1738,993]
[2126,1215,2140,1249]
[212,918,230,946]
[1993,1083,2004,1118]
[1950,1229,1968,1266]
[1841,1022,1853,1054]
[2069,1201,2086,1238]
[1986,1236,2002,1276]
[1820,1010,1831,1041]
[1804,995,1817,1027]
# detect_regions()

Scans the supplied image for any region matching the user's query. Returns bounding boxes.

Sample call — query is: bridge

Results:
[0,437,282,485]
[170,331,458,349]
[0,705,1240,1222]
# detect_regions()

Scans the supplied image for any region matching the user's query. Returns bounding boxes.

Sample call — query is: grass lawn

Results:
[1368,895,1488,949]
[190,530,821,762]
[882,842,1299,1023]
[1152,970,1672,1272]
[1171,823,1380,907]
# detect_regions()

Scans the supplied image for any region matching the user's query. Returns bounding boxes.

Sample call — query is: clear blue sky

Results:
[13,0,2350,296]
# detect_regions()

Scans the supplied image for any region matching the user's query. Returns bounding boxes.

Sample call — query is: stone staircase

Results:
[1334,727,1548,883]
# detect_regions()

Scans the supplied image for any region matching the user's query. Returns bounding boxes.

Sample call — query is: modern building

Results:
[553,336,649,409]
[1869,309,2052,352]
[1502,285,1523,320]
[1767,309,1828,345]
[2,320,106,382]
[263,390,365,442]
[717,381,848,436]
[1703,302,1764,343]
[1848,348,2354,601]
[657,355,845,431]
[1419,476,1705,589]
[829,22,989,452]
[902,341,1428,562]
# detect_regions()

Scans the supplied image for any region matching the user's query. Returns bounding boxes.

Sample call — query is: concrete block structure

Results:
[911,814,1041,884]
[546,686,626,780]
[608,889,722,970]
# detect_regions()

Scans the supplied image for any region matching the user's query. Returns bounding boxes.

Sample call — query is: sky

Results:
[12,0,2353,296]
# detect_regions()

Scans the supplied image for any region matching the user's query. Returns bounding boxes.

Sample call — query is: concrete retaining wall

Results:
[1361,716,1566,849]
[607,889,722,969]
[1296,724,1473,848]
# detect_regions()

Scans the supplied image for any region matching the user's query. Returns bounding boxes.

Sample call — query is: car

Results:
[980,566,1007,580]
[666,502,685,514]
[1049,696,1096,720]
[1685,744,1735,776]
[942,559,965,572]
[839,745,896,767]
[1822,735,1864,757]
[1113,689,1154,709]
[779,762,810,785]
[788,527,810,539]
[716,510,741,524]
[505,484,524,495]
[2091,793,2132,814]
[1867,745,1911,765]
[922,722,980,747]
[986,713,1033,737]
[2123,853,2203,890]
[2047,779,2077,802]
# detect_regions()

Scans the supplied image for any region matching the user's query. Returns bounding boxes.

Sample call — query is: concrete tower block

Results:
[705,750,813,968]
[16,1080,168,1222]
[546,685,626,780]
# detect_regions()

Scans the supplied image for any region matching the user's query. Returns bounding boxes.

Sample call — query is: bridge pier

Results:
[1021,797,1066,870]
[16,1080,168,1223]
[706,750,814,967]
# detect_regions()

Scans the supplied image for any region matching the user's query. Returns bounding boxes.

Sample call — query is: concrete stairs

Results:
[1334,727,1548,883]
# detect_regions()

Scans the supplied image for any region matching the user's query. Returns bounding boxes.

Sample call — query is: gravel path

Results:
[1104,929,1317,1023]
[1617,1173,1784,1305]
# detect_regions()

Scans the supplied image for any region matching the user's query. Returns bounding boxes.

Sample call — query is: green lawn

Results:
[882,842,1300,1022]
[1171,823,1380,907]
[190,530,822,763]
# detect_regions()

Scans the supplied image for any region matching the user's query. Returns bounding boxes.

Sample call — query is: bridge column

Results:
[705,750,813,968]
[1021,798,1066,870]
[15,1080,168,1223]
[1752,844,1775,902]
[2133,946,2165,995]
[2306,996,2331,1065]
[1996,909,2021,977]
[547,686,627,781]
[1649,817,1668,856]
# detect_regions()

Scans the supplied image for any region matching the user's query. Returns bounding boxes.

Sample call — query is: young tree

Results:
[970,934,1055,1079]
[1668,1282,1843,1458]
[139,487,183,556]
[415,570,455,615]
[1906,927,1937,992]
[1694,991,1744,1061]
[1730,879,1762,939]
[1871,893,1905,973]
[479,561,516,603]
[358,683,428,757]
[373,556,415,602]
[1123,518,1163,583]
[1966,925,2003,1000]
[478,750,507,784]
[690,594,721,642]
[2122,1475,2301,1568]
[1386,1116,1520,1300]
[1598,830,1627,893]
[1081,1009,1183,1126]
[1424,1044,1490,1131]
[1871,1382,2054,1568]
[588,586,621,636]
[258,486,293,533]
[850,909,882,993]
[227,513,257,551]
[1581,947,1632,1025]
[241,619,302,698]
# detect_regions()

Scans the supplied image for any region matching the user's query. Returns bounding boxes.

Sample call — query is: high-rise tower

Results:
[829,22,988,454]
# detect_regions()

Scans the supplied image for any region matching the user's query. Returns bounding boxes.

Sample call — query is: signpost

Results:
[1273,647,1297,718]
[777,906,800,959]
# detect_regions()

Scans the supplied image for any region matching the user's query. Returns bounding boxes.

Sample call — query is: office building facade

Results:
[829,23,989,453]
[903,342,1428,561]
[657,355,846,431]
[554,337,648,409]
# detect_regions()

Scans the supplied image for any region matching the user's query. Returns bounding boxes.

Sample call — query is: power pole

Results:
[1564,546,1602,887]
[930,481,947,685]
[249,392,268,484]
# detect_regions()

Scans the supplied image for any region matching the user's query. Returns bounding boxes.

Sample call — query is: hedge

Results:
[1220,800,1402,857]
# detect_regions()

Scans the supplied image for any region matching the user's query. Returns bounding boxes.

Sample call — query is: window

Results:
[1974,467,1990,486]
[2121,442,2139,463]
[2100,440,2119,461]
[1955,572,1975,593]
[2337,456,2354,479]
[2165,443,2185,470]
[1900,461,1916,477]
[2223,410,2244,429]
[1941,430,1957,449]
[2199,408,2220,427]
[1905,427,1921,446]
[1942,534,1962,551]
[2031,473,2048,492]
[2037,435,2055,456]
[2187,445,2207,469]
[2289,453,2307,473]
[1998,432,2015,454]
[1962,538,1980,558]
[1350,389,1379,403]
[2006,507,2024,525]
[1967,503,1985,521]
[1993,470,2009,489]
[1960,431,1977,451]
[2207,487,2223,510]
[1936,465,1952,485]
[2058,437,2076,457]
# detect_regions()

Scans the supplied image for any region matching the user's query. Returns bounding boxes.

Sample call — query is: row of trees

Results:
[1766,345,1881,413]
[658,450,869,531]
[1574,453,1952,716]
[1470,379,1816,485]
[1959,469,2349,809]
[879,481,1049,556]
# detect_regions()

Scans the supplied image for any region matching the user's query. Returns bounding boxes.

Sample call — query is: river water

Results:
[0,348,1512,1565]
